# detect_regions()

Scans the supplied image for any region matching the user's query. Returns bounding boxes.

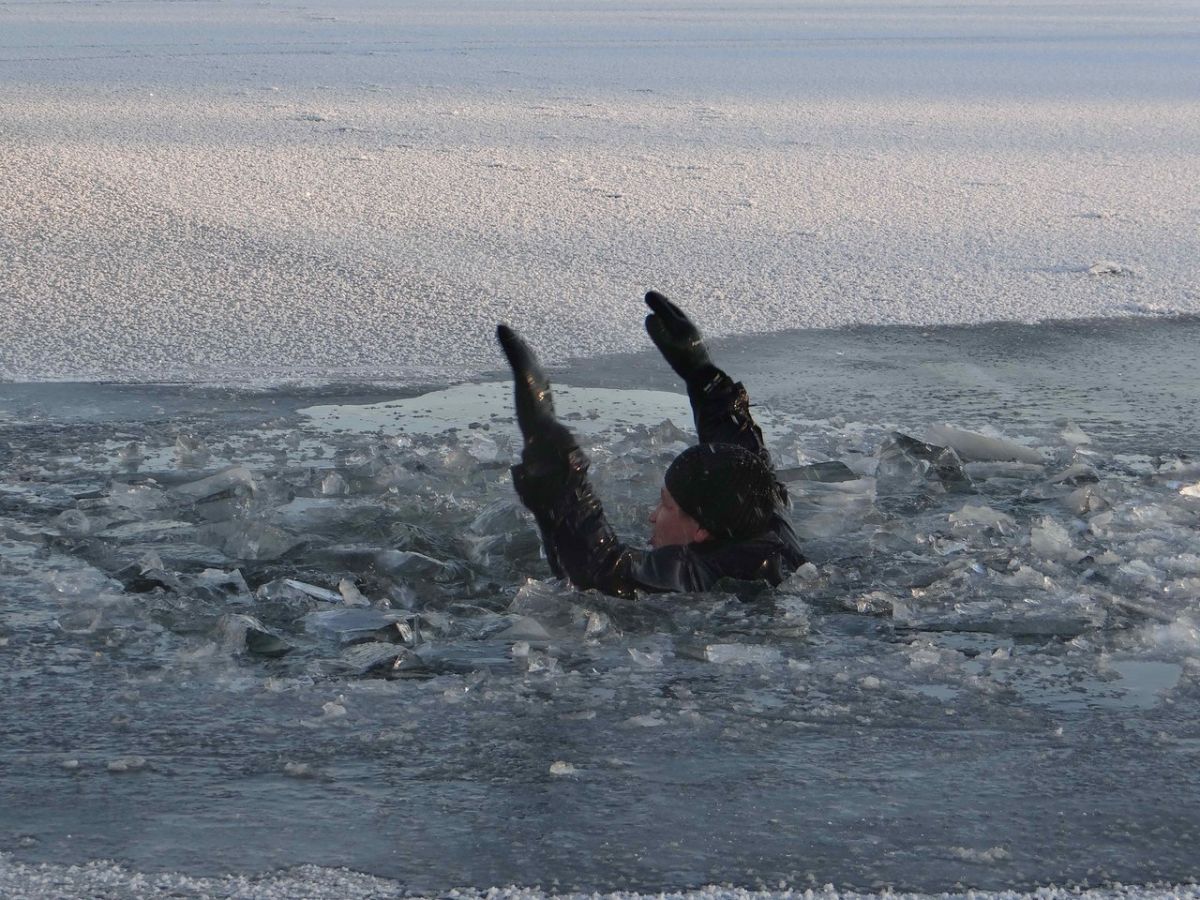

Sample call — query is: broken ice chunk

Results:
[410,643,514,675]
[321,700,346,718]
[320,471,349,496]
[787,476,876,540]
[117,441,144,469]
[924,424,1044,465]
[962,461,1044,483]
[625,713,667,727]
[1030,517,1087,563]
[218,613,291,657]
[46,566,122,598]
[458,430,500,463]
[244,629,293,658]
[1066,485,1109,516]
[509,578,567,614]
[777,562,819,594]
[876,432,971,495]
[628,648,663,667]
[111,560,182,594]
[171,466,257,504]
[174,434,210,468]
[194,568,251,600]
[56,608,104,635]
[949,502,1016,535]
[647,419,692,449]
[1057,419,1092,446]
[1155,452,1200,478]
[1139,615,1200,653]
[375,549,467,583]
[704,643,782,665]
[846,590,895,616]
[97,519,194,541]
[253,578,336,606]
[584,610,610,638]
[199,521,303,562]
[522,649,559,675]
[951,846,1011,864]
[108,481,172,513]
[469,499,530,535]
[336,641,416,677]
[893,594,1105,637]
[338,578,371,607]
[491,615,552,643]
[55,508,94,536]
[776,460,859,483]
[1052,464,1100,486]
[303,608,411,645]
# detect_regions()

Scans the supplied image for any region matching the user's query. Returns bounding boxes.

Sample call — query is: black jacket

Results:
[512,369,806,597]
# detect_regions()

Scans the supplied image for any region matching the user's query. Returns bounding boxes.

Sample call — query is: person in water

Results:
[497,291,806,598]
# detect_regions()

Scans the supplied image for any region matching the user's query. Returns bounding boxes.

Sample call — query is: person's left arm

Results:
[644,290,787,505]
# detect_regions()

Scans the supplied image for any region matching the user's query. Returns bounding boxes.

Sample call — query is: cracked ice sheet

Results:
[2,1,1200,383]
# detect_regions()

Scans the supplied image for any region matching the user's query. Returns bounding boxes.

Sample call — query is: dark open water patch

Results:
[1,316,1199,896]
[567,315,1200,454]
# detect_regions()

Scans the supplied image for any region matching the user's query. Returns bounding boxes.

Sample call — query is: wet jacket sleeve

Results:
[687,367,788,505]
[512,445,717,598]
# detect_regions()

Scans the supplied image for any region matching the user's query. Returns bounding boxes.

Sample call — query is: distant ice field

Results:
[2,0,1199,382]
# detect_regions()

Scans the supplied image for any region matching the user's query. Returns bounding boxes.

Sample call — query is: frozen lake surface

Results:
[2,0,1199,381]
[2,318,1200,896]
[3,0,1200,895]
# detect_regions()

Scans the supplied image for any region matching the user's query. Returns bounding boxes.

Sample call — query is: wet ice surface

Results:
[2,319,1200,896]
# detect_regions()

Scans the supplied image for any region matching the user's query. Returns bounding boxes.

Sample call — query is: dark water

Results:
[570,316,1200,453]
[1,316,1199,895]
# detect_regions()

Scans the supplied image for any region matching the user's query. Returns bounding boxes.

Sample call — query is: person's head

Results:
[649,443,780,548]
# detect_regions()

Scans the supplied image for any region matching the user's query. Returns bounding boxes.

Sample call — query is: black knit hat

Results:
[664,443,779,540]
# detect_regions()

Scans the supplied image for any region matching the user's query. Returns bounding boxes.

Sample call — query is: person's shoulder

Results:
[692,518,805,583]
[693,532,780,561]
[633,543,718,593]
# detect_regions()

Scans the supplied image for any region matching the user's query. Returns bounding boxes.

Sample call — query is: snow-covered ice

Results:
[3,857,1200,900]
[2,0,1199,382]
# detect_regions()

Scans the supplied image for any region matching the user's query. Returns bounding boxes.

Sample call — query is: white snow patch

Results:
[2,1,1199,382]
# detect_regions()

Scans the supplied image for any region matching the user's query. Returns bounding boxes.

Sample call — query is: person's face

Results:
[649,486,710,548]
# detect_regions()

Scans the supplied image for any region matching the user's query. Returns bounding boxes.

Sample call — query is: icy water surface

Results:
[2,318,1200,896]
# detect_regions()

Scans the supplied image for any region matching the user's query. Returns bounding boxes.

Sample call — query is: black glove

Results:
[496,324,577,459]
[644,291,717,384]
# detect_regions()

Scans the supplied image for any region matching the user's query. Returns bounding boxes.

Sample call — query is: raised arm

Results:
[644,291,775,466]
[497,325,714,597]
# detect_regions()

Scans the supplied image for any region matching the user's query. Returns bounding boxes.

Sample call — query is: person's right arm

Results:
[498,324,716,597]
[512,444,715,597]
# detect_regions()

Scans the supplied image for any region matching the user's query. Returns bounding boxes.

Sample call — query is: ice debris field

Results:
[3,332,1200,895]
[3,0,1200,898]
